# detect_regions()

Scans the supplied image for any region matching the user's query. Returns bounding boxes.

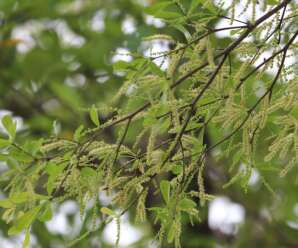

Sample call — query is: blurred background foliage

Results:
[0,0,297,247]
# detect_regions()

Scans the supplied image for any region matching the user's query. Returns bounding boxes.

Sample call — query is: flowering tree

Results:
[0,0,297,247]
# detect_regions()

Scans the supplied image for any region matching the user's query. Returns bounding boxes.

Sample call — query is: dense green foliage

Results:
[0,0,298,247]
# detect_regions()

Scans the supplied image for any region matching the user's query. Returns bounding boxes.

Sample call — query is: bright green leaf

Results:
[160,180,171,204]
[1,115,16,141]
[38,203,52,222]
[45,162,65,176]
[113,60,130,71]
[179,198,196,211]
[0,138,11,149]
[0,199,14,208]
[145,2,172,15]
[74,125,84,142]
[90,105,100,127]
[171,164,183,175]
[167,222,175,243]
[10,192,49,204]
[8,205,42,235]
[22,229,30,248]
[267,0,278,5]
[81,167,96,178]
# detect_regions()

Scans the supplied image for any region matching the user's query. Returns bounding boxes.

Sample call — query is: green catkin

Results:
[239,0,251,18]
[215,67,225,92]
[40,140,74,153]
[234,62,249,87]
[194,38,206,56]
[143,34,174,42]
[3,2,298,247]
[173,0,186,15]
[197,158,206,206]
[136,188,148,223]
[260,96,269,128]
[279,135,293,160]
[243,127,250,157]
[133,127,148,151]
[280,159,296,178]
[167,44,184,80]
[115,216,120,248]
[174,216,182,248]
[252,0,256,22]
[230,0,236,25]
[295,134,298,161]
[284,93,295,110]
[146,128,157,165]
[157,225,166,248]
[206,36,215,69]
[169,94,181,129]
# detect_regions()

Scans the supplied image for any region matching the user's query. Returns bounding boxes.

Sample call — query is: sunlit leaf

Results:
[22,229,30,248]
[90,105,100,127]
[8,205,42,235]
[1,115,16,141]
[160,180,171,204]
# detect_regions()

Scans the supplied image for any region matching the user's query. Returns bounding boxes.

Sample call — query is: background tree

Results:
[0,0,298,247]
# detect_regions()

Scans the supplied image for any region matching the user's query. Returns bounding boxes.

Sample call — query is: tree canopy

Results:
[0,0,298,247]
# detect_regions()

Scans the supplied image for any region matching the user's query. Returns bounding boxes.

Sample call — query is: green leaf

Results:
[145,2,172,15]
[202,0,217,14]
[100,207,115,216]
[0,138,11,149]
[113,60,130,71]
[179,198,196,211]
[153,11,181,19]
[74,125,84,142]
[45,162,66,194]
[160,180,171,204]
[267,0,278,5]
[145,1,181,20]
[45,162,64,176]
[90,105,100,127]
[23,139,43,156]
[223,171,242,189]
[148,207,169,223]
[189,0,200,14]
[81,167,96,178]
[241,167,252,193]
[290,106,298,120]
[9,149,33,163]
[8,205,42,235]
[0,199,14,208]
[148,60,165,77]
[1,115,16,141]
[22,229,30,248]
[171,164,183,175]
[10,192,31,204]
[167,222,175,243]
[10,192,49,204]
[38,203,52,222]
[172,24,192,40]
